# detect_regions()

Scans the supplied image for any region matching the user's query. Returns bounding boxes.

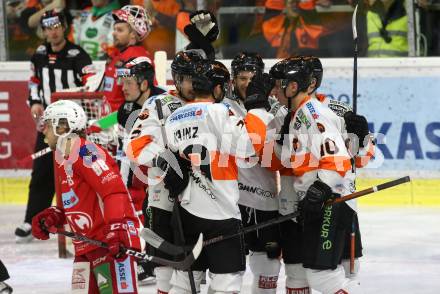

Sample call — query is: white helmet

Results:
[41,100,87,136]
[112,5,152,41]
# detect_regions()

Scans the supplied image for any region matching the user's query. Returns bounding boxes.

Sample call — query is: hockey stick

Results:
[54,228,203,271]
[352,3,359,114]
[155,99,197,294]
[141,176,411,256]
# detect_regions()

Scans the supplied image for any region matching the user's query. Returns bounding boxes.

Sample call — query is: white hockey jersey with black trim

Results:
[275,96,352,211]
[126,92,185,212]
[165,101,274,220]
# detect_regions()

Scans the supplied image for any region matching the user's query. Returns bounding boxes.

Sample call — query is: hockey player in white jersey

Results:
[125,50,205,294]
[69,0,119,60]
[161,59,274,294]
[272,57,362,293]
[223,52,285,294]
[304,56,375,284]
[115,56,167,285]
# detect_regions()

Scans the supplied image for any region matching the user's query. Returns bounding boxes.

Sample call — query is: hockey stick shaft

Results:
[155,99,197,293]
[141,176,411,255]
[352,3,359,114]
[54,229,203,270]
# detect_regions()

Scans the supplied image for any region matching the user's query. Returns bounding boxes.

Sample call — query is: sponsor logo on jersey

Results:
[95,263,113,292]
[258,275,278,289]
[90,159,110,176]
[66,212,93,237]
[103,77,114,91]
[86,27,98,38]
[115,257,134,293]
[321,205,333,249]
[127,220,137,236]
[238,183,276,199]
[306,102,319,119]
[72,268,87,290]
[67,49,80,57]
[294,117,302,130]
[190,172,215,199]
[169,106,205,123]
[62,189,80,209]
[297,110,311,129]
[100,171,119,184]
[328,103,349,117]
[167,102,181,113]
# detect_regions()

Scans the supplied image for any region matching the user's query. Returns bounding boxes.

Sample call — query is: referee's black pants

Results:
[23,132,55,224]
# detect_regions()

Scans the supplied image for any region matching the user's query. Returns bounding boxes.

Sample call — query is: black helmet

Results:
[116,56,155,85]
[171,50,205,77]
[303,56,323,89]
[269,59,287,80]
[191,59,230,94]
[231,52,265,78]
[40,10,66,29]
[280,57,312,93]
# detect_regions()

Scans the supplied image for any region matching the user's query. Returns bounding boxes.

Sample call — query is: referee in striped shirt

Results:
[15,10,95,243]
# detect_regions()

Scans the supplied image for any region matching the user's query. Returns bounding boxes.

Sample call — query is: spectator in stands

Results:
[69,0,120,60]
[366,0,408,57]
[262,0,353,58]
[418,0,440,56]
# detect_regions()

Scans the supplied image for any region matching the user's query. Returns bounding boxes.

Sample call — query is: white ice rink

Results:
[1,205,440,294]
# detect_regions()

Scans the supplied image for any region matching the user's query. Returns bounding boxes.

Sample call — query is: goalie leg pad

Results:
[249,251,280,293]
[208,271,244,293]
[155,266,174,293]
[169,269,204,294]
[305,264,361,294]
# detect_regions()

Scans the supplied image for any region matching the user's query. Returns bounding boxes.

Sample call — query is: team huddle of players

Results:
[30,5,374,294]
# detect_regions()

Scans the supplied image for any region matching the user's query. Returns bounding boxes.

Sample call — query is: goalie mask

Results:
[40,100,87,137]
[112,5,152,41]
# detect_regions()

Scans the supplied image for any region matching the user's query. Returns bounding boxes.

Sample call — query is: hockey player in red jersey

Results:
[103,5,153,111]
[31,100,141,293]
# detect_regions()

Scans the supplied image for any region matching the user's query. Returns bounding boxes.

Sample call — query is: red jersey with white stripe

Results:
[103,45,153,111]
[56,138,141,256]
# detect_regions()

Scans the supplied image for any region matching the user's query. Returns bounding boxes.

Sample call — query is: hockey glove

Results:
[244,73,270,111]
[299,181,333,219]
[155,150,190,199]
[104,220,132,258]
[31,206,65,240]
[344,111,370,148]
[263,72,276,97]
[190,10,219,42]
[276,111,292,146]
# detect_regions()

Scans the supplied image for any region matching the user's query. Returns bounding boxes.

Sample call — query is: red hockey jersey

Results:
[103,45,153,111]
[56,138,141,256]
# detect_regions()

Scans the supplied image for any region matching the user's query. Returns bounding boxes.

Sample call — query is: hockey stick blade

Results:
[55,229,203,270]
[141,176,411,256]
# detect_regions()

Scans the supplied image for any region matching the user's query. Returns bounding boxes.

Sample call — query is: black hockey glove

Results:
[276,111,292,146]
[344,111,370,148]
[244,73,270,111]
[299,181,333,219]
[155,150,190,199]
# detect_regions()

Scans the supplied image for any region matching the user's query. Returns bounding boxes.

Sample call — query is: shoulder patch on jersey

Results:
[67,49,80,57]
[327,99,352,117]
[297,109,311,129]
[167,102,182,113]
[36,45,47,54]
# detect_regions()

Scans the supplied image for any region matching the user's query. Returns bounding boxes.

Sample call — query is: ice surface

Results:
[1,205,440,293]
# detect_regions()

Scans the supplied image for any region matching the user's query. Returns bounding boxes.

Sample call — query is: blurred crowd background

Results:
[2,0,439,61]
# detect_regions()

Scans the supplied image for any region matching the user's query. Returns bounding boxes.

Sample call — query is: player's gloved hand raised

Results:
[344,111,370,148]
[276,111,292,146]
[104,220,132,258]
[154,150,190,199]
[299,181,333,219]
[31,206,65,240]
[245,72,270,111]
[190,10,219,42]
[262,73,275,97]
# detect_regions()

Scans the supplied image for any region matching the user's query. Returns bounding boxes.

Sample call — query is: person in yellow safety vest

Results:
[367,0,408,57]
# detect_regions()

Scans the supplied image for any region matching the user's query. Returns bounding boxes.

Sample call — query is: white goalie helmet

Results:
[112,5,152,41]
[41,100,87,136]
